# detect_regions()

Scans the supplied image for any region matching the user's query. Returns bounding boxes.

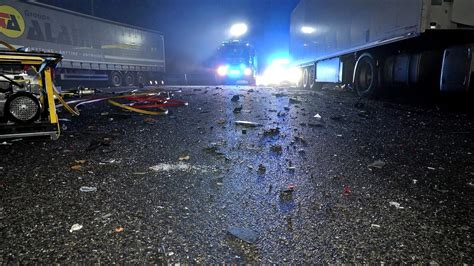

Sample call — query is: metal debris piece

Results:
[368,160,386,169]
[144,117,158,124]
[71,165,82,171]
[80,186,97,192]
[308,122,324,128]
[389,201,404,209]
[263,127,280,136]
[234,121,262,127]
[227,226,258,244]
[280,187,295,201]
[258,164,266,174]
[233,106,243,113]
[270,145,283,153]
[289,98,302,104]
[231,95,240,102]
[179,155,190,161]
[69,224,83,232]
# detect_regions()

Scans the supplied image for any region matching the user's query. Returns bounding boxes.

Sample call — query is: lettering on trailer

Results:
[0,5,25,38]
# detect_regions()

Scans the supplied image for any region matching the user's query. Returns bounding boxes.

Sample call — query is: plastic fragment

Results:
[368,160,386,169]
[70,224,83,232]
[227,226,258,244]
[234,121,262,127]
[389,201,404,209]
[115,226,124,233]
[179,155,190,161]
[80,186,97,192]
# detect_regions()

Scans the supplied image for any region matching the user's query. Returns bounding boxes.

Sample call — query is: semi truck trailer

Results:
[0,0,165,87]
[290,0,474,96]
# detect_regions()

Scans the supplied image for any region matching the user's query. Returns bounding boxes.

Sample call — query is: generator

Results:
[0,46,62,140]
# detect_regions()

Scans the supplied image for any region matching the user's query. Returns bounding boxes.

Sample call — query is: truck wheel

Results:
[137,72,145,87]
[125,72,135,87]
[110,71,122,87]
[302,68,309,89]
[353,53,379,97]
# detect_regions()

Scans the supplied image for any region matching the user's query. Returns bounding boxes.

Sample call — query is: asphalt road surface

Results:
[1,85,473,263]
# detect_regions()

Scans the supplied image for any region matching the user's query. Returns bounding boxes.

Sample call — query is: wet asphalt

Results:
[0,85,473,263]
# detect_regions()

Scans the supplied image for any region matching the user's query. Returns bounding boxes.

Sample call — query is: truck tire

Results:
[110,71,122,87]
[137,72,145,87]
[353,53,379,97]
[125,72,135,87]
[302,68,309,89]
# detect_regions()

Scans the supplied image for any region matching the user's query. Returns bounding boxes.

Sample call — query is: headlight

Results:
[217,65,228,76]
[5,92,41,124]
[244,68,252,76]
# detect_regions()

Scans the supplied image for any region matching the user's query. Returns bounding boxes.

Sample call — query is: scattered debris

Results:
[144,117,158,124]
[227,226,258,244]
[433,185,449,193]
[71,165,83,171]
[231,95,240,102]
[75,160,87,164]
[368,160,386,169]
[273,93,288,97]
[413,179,418,184]
[149,162,211,173]
[427,167,436,171]
[314,113,322,120]
[263,127,280,136]
[69,224,83,232]
[233,106,243,113]
[371,224,381,228]
[289,98,302,104]
[270,145,283,153]
[343,185,351,195]
[203,146,225,156]
[389,201,404,209]
[115,226,124,233]
[280,185,295,201]
[308,122,324,128]
[101,112,109,116]
[217,119,226,125]
[178,155,190,161]
[80,186,97,192]
[101,213,112,219]
[258,164,266,174]
[234,121,262,127]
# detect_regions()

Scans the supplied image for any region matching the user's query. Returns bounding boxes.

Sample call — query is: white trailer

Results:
[290,0,474,96]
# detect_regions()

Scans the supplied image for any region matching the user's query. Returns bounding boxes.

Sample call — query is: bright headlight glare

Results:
[244,68,252,76]
[217,65,228,76]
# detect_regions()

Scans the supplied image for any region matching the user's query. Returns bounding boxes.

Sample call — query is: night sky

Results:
[36,0,299,75]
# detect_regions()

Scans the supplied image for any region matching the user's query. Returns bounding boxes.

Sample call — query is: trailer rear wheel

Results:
[354,53,379,97]
[125,72,135,87]
[110,71,122,87]
[137,72,145,87]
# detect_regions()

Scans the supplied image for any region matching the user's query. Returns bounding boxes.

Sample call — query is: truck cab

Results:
[215,40,257,85]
